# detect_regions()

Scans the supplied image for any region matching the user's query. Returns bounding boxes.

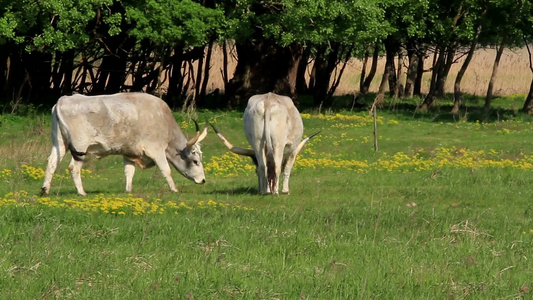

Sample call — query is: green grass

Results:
[0,98,532,299]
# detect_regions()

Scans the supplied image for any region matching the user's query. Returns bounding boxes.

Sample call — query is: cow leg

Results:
[256,164,268,194]
[41,142,67,195]
[269,146,285,196]
[123,158,135,193]
[150,153,178,192]
[256,147,270,194]
[281,152,297,195]
[68,158,86,196]
[41,117,67,195]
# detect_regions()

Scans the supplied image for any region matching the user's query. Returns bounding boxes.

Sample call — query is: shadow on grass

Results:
[206,186,258,196]
[298,92,529,124]
[45,189,118,197]
[11,92,528,126]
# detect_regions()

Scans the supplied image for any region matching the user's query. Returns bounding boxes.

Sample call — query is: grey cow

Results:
[212,92,320,195]
[41,93,207,195]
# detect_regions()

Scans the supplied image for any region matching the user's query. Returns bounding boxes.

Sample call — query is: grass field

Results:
[0,97,532,299]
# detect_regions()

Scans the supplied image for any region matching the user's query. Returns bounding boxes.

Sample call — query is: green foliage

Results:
[126,0,224,47]
[223,0,390,46]
[0,0,115,51]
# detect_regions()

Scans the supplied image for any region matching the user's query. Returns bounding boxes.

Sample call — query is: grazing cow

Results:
[41,93,208,196]
[212,92,320,195]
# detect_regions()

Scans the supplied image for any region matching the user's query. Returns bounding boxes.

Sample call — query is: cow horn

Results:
[197,120,209,143]
[186,120,201,149]
[295,130,321,155]
[211,124,256,157]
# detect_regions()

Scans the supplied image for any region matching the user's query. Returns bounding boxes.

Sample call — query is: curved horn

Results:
[295,130,321,155]
[211,124,255,157]
[186,120,201,149]
[196,120,209,143]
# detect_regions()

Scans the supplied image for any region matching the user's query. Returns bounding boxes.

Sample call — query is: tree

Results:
[482,0,523,111]
[419,0,466,111]
[222,0,388,107]
[517,0,533,114]
[0,0,114,106]
[125,0,223,106]
[451,2,488,114]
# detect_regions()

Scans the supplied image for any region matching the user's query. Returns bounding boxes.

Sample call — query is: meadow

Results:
[0,94,532,299]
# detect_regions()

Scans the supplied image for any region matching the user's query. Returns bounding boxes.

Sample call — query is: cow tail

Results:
[55,102,86,161]
[264,100,276,193]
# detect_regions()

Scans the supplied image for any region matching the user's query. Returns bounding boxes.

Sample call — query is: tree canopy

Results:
[0,0,532,112]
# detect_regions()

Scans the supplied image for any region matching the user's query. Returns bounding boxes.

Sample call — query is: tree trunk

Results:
[435,46,455,98]
[384,37,399,98]
[522,41,533,114]
[452,9,486,113]
[194,46,205,104]
[221,40,229,89]
[51,52,62,95]
[224,40,303,108]
[413,51,424,96]
[404,41,418,98]
[130,40,155,92]
[60,50,75,95]
[328,47,351,100]
[296,47,311,94]
[21,51,53,105]
[50,50,75,97]
[360,43,380,96]
[393,52,404,98]
[308,48,322,92]
[522,79,533,114]
[419,46,444,111]
[374,41,395,107]
[484,34,508,111]
[92,38,133,95]
[0,45,16,103]
[199,39,215,107]
[451,45,476,114]
[166,47,185,108]
[312,43,340,106]
[419,44,455,111]
[359,47,370,93]
[452,34,482,114]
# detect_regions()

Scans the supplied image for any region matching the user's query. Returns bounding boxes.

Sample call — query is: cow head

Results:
[167,120,208,184]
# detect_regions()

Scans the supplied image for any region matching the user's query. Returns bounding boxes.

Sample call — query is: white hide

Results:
[41,93,207,196]
[213,92,319,195]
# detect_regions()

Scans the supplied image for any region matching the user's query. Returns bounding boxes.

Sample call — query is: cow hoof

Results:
[40,187,49,196]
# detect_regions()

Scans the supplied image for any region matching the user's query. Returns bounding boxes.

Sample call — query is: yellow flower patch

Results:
[0,191,253,216]
[0,169,12,181]
[21,164,45,180]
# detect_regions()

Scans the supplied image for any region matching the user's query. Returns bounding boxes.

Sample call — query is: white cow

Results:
[41,93,208,196]
[212,92,320,195]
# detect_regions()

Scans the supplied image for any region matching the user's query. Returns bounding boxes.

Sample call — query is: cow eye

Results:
[193,160,199,165]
